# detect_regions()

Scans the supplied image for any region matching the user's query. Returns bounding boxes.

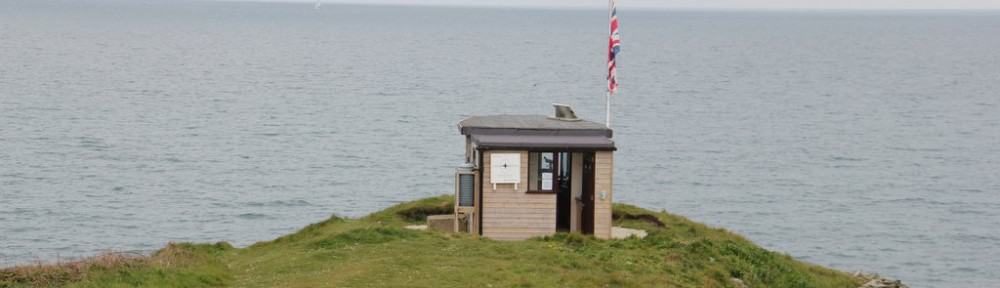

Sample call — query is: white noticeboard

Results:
[490,153,521,190]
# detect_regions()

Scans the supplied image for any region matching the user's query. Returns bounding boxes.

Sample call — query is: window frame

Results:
[526,151,559,194]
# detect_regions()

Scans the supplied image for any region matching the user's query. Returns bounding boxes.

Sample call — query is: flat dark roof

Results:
[459,115,615,151]
[459,115,612,137]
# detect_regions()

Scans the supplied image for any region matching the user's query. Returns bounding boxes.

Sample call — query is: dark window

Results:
[528,152,560,192]
[458,174,475,207]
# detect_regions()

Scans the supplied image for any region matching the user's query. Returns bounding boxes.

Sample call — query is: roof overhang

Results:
[471,134,616,151]
[461,127,612,138]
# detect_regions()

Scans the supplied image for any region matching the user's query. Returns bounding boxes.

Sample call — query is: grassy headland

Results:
[1,195,861,287]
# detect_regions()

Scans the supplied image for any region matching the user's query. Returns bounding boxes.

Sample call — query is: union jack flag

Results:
[607,0,621,93]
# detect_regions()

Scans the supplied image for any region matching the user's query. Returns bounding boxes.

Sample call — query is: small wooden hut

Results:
[454,105,616,240]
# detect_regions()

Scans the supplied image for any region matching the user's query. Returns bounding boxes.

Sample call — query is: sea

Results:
[1,1,998,286]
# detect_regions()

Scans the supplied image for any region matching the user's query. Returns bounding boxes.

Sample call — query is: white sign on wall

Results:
[490,153,521,190]
[541,173,553,190]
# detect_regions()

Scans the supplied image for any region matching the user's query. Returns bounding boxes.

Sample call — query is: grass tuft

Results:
[311,227,421,249]
[0,252,145,287]
[364,195,454,224]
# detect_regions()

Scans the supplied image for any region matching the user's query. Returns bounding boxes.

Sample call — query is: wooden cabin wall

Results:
[594,151,614,239]
[481,150,557,240]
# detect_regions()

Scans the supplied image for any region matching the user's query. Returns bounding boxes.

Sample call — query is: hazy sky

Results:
[285,0,1000,10]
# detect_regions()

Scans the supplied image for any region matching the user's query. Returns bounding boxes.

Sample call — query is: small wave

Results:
[690,182,713,187]
[96,155,125,161]
[2,180,24,186]
[9,227,31,233]
[952,233,1000,242]
[751,211,780,217]
[900,261,930,267]
[274,200,311,206]
[953,267,978,273]
[830,156,867,162]
[332,154,365,160]
[211,202,234,208]
[878,247,900,252]
[886,146,945,152]
[825,251,856,259]
[237,213,272,220]
[244,200,312,207]
[873,197,960,206]
[331,164,364,169]
[670,89,701,94]
[77,137,112,151]
[947,208,984,215]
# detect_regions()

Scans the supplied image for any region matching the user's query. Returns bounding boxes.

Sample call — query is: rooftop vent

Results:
[550,103,581,122]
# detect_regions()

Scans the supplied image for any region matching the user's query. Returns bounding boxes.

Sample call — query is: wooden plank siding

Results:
[479,150,613,240]
[481,150,557,240]
[593,151,614,239]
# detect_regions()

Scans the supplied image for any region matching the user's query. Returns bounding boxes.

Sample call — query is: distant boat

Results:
[314,1,322,10]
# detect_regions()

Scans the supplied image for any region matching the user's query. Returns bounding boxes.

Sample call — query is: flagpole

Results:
[606,0,612,128]
[606,90,611,128]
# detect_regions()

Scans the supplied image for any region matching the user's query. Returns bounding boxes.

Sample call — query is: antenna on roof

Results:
[550,103,581,122]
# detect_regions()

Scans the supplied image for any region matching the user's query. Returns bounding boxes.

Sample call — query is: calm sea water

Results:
[2,1,999,286]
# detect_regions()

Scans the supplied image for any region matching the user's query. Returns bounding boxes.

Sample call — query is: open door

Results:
[556,153,572,231]
[581,153,595,235]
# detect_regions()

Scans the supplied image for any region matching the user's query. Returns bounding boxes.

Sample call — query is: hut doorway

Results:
[556,152,572,231]
[581,152,596,235]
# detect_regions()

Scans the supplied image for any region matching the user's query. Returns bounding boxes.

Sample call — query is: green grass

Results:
[2,195,861,288]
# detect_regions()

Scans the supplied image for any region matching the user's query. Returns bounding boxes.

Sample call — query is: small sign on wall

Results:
[490,153,521,190]
[541,173,553,190]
